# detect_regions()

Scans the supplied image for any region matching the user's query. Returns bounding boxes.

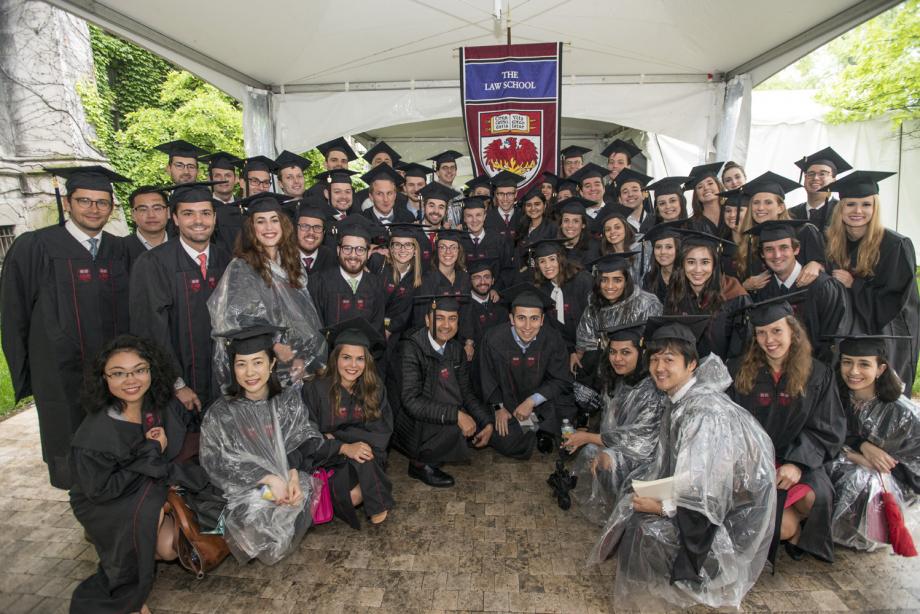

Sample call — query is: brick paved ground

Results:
[0,407,918,613]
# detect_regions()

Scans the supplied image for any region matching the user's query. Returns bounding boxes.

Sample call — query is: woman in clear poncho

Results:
[829,335,920,551]
[568,321,666,526]
[571,252,662,378]
[200,327,325,565]
[208,194,327,393]
[588,319,775,610]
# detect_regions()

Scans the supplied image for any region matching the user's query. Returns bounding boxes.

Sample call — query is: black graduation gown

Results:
[753,270,850,365]
[68,400,210,613]
[515,221,559,263]
[465,296,510,398]
[484,208,523,243]
[789,198,837,231]
[684,214,722,236]
[728,359,846,562]
[301,245,337,276]
[461,231,516,290]
[124,233,148,266]
[669,280,751,361]
[540,270,593,353]
[744,221,826,277]
[411,267,473,330]
[479,324,575,459]
[642,269,670,304]
[0,226,130,488]
[361,203,416,225]
[298,378,394,529]
[129,239,231,408]
[564,238,598,267]
[842,229,920,386]
[308,267,386,336]
[212,199,245,254]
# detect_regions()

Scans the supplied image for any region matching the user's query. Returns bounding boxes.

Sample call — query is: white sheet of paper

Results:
[632,476,676,502]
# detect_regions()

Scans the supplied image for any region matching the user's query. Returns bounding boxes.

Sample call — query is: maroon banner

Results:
[460,42,562,196]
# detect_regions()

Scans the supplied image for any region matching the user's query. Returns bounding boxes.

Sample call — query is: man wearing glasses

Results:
[124,185,171,263]
[309,218,386,338]
[1,166,132,489]
[295,202,336,276]
[211,155,278,252]
[789,147,853,231]
[155,139,208,184]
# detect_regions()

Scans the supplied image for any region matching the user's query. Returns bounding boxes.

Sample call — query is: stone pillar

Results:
[0,0,127,237]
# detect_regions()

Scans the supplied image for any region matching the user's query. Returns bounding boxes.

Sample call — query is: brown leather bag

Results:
[163,488,230,579]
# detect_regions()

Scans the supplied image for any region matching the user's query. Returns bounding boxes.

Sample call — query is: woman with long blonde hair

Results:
[824,170,919,386]
[728,296,845,563]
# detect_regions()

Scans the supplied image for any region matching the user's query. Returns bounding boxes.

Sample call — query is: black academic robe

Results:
[479,324,575,459]
[539,270,593,353]
[484,207,523,243]
[0,226,130,488]
[378,263,418,337]
[789,198,837,231]
[394,327,492,464]
[124,233,148,266]
[361,202,416,225]
[841,229,920,386]
[212,200,245,254]
[669,277,751,361]
[515,220,559,262]
[461,231,516,290]
[301,245,337,276]
[297,378,394,529]
[564,238,598,267]
[684,214,722,236]
[308,267,386,336]
[68,400,210,613]
[129,240,231,408]
[753,270,849,365]
[465,296,510,398]
[415,227,441,272]
[728,360,845,562]
[744,221,826,277]
[642,269,670,304]
[411,267,473,330]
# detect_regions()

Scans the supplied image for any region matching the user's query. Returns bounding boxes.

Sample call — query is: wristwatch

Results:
[174,377,186,391]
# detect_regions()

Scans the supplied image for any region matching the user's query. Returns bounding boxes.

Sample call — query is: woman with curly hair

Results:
[824,170,919,387]
[827,334,920,552]
[69,335,211,614]
[297,319,394,529]
[728,296,846,562]
[208,193,327,392]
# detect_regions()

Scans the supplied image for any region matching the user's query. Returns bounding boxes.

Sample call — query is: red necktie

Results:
[428,233,437,250]
[303,256,314,270]
[197,253,207,280]
[473,237,480,246]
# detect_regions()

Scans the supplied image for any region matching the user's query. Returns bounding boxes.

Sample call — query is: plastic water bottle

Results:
[561,419,575,441]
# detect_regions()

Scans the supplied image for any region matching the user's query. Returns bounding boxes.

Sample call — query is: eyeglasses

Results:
[170,162,198,171]
[133,205,167,215]
[104,366,151,381]
[72,197,113,210]
[391,242,415,252]
[438,244,459,253]
[805,171,832,179]
[247,177,272,188]
[297,223,324,234]
[339,245,368,255]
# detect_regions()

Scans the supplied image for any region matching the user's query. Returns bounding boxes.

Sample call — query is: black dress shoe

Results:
[784,541,805,561]
[536,431,555,454]
[407,463,455,488]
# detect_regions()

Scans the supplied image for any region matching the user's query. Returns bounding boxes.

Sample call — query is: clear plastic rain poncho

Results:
[829,395,920,551]
[200,385,324,565]
[208,258,327,392]
[572,377,667,526]
[588,354,776,610]
[575,286,662,352]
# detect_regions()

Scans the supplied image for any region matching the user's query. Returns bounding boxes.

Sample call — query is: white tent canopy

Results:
[46,0,898,163]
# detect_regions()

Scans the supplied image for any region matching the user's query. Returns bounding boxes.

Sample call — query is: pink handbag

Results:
[866,488,889,544]
[311,468,335,525]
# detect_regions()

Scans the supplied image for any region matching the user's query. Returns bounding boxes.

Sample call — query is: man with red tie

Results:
[484,170,524,243]
[295,202,336,276]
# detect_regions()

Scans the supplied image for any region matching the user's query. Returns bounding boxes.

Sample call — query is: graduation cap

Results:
[600,139,642,161]
[560,145,591,160]
[316,137,357,161]
[361,164,404,186]
[467,259,496,275]
[314,169,358,186]
[462,196,488,210]
[46,165,130,194]
[570,163,608,184]
[557,197,593,217]
[362,141,401,165]
[517,183,545,204]
[822,170,896,199]
[429,150,463,168]
[718,187,746,209]
[336,214,382,242]
[465,174,493,191]
[528,237,569,258]
[491,170,525,188]
[199,151,240,172]
[643,315,709,346]
[732,290,809,327]
[587,251,638,274]
[433,228,464,244]
[794,147,852,174]
[614,168,653,190]
[239,156,279,174]
[220,325,283,356]
[414,293,468,313]
[641,220,685,245]
[387,222,425,240]
[167,181,224,206]
[684,162,725,190]
[501,283,554,310]
[419,182,459,203]
[647,176,691,198]
[557,177,578,194]
[401,163,432,179]
[674,228,735,250]
[296,202,331,222]
[323,317,385,356]
[239,192,289,216]
[743,219,810,243]
[155,139,209,160]
[605,321,647,345]
[540,171,560,189]
[827,334,911,357]
[274,150,311,173]
[740,171,802,198]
